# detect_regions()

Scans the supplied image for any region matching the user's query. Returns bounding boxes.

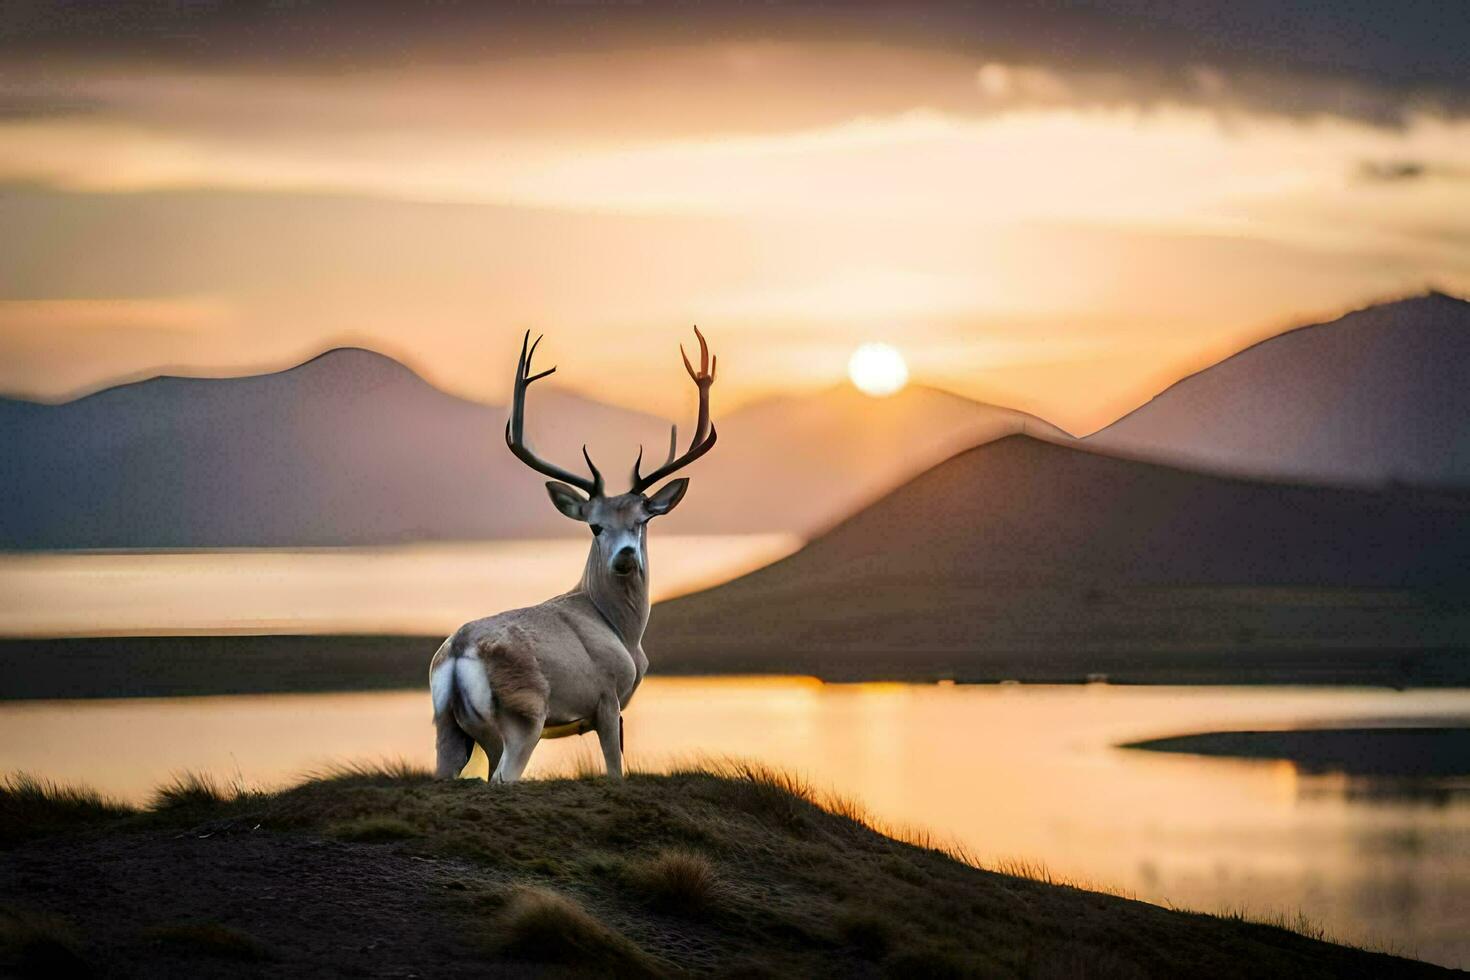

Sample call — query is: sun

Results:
[847,342,909,397]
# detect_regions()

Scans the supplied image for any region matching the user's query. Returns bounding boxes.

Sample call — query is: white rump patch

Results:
[429,658,455,717]
[453,655,494,724]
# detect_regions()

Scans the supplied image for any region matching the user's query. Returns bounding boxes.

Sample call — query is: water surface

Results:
[1,680,1466,967]
[0,536,799,636]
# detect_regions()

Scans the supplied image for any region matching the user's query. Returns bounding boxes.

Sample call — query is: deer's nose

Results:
[611,546,639,575]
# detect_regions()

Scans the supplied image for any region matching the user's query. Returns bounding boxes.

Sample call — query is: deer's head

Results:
[505,327,718,579]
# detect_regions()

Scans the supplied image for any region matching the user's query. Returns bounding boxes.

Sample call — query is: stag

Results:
[429,328,718,781]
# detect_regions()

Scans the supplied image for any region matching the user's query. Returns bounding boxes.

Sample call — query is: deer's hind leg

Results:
[479,638,549,784]
[490,710,544,784]
[434,714,474,779]
[470,725,504,779]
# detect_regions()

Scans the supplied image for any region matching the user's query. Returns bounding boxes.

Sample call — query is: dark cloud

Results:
[1358,160,1429,183]
[0,92,103,121]
[2,1,1466,124]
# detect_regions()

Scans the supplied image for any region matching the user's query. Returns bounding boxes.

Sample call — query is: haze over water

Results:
[3,679,1465,968]
[0,537,798,637]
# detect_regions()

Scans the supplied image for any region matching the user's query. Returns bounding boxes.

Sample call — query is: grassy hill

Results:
[0,764,1450,978]
[647,435,1470,684]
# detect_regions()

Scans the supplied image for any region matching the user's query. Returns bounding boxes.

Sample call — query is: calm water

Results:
[1,679,1466,967]
[0,536,799,636]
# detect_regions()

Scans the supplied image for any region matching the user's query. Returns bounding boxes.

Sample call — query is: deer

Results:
[429,327,718,782]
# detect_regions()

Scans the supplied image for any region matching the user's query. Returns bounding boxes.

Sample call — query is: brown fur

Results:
[477,638,550,720]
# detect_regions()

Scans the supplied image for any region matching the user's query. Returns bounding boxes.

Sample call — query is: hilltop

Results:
[0,765,1448,978]
[1088,292,1470,487]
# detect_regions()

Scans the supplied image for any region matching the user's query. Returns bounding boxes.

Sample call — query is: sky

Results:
[2,1,1468,433]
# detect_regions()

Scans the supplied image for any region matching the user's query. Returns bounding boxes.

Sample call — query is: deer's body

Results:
[430,536,650,780]
[430,328,716,782]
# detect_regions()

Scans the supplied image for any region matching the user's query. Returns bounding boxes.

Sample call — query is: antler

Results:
[504,331,604,497]
[630,326,718,493]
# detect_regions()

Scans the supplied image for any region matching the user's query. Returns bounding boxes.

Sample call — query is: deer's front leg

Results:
[594,696,623,779]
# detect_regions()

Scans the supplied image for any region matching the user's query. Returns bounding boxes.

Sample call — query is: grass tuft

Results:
[493,885,662,976]
[625,848,719,914]
[327,815,419,842]
[149,771,238,811]
[144,921,273,961]
[306,758,432,784]
[0,773,130,845]
[1217,904,1332,943]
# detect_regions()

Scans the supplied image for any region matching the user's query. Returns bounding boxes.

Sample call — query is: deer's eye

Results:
[589,524,603,536]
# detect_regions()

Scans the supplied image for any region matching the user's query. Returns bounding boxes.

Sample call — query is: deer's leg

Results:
[473,727,504,780]
[434,714,474,779]
[491,711,544,784]
[594,697,623,779]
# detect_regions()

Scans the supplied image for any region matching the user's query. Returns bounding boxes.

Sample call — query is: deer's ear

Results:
[545,481,589,521]
[644,478,689,517]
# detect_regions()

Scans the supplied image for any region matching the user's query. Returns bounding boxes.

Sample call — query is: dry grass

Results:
[1219,905,1331,943]
[0,773,130,846]
[327,815,419,842]
[624,848,718,914]
[149,771,243,810]
[0,760,1444,977]
[492,885,663,977]
[306,757,432,784]
[1210,902,1411,957]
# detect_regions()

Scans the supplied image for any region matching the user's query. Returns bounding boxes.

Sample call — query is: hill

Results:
[1087,292,1470,487]
[663,383,1070,536]
[0,765,1448,978]
[0,349,1067,548]
[0,348,671,548]
[646,435,1470,684]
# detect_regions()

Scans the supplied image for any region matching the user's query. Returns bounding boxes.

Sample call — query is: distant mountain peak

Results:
[1419,288,1470,307]
[284,345,429,386]
[1087,291,1470,488]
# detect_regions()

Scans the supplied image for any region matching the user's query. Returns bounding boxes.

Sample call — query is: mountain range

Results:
[0,347,1060,548]
[2,292,1465,550]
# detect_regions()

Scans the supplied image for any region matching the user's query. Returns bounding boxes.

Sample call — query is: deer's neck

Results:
[579,545,650,652]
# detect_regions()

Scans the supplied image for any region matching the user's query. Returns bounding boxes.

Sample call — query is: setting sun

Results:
[848,342,909,397]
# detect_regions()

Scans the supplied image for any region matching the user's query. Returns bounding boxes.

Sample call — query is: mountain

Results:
[0,348,670,549]
[0,349,1065,548]
[1087,292,1470,487]
[663,384,1070,536]
[645,435,1470,683]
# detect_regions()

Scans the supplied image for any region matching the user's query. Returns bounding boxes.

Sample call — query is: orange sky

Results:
[2,16,1468,433]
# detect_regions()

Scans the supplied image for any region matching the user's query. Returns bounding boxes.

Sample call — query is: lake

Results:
[1,679,1465,968]
[0,536,799,636]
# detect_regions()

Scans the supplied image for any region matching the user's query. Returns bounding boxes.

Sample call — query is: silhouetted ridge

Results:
[647,434,1470,677]
[0,346,669,548]
[0,348,1076,547]
[1089,292,1470,488]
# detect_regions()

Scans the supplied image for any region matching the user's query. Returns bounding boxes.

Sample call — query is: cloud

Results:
[1358,160,1429,183]
[0,93,102,121]
[3,2,1467,126]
